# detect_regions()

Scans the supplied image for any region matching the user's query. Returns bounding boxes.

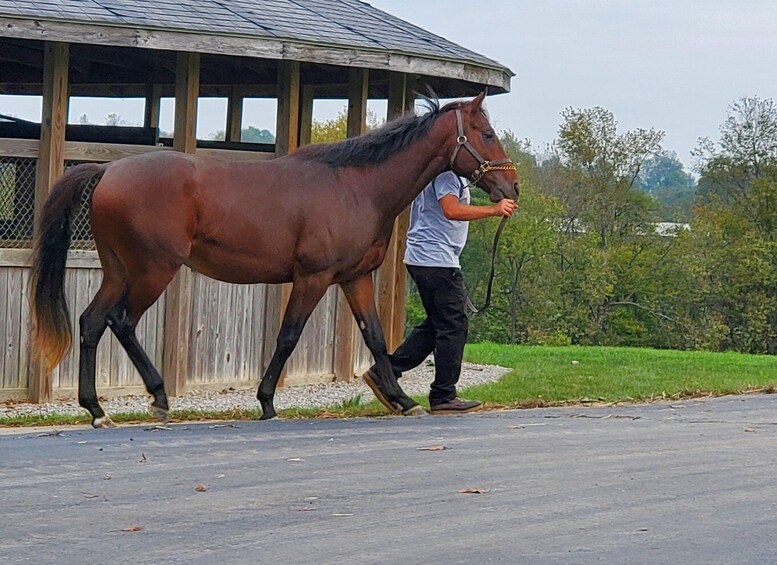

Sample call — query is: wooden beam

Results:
[376,72,406,351]
[29,41,69,404]
[172,52,199,153]
[346,68,368,137]
[391,75,417,349]
[263,61,301,386]
[298,84,314,146]
[333,68,369,382]
[0,17,514,94]
[225,86,243,142]
[274,61,300,155]
[162,52,199,397]
[143,83,162,129]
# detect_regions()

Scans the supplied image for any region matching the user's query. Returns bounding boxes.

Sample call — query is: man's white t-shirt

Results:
[404,171,470,268]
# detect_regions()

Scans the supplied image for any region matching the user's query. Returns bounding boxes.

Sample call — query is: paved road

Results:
[2,395,777,564]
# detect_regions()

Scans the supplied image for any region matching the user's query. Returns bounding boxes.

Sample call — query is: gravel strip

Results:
[0,362,510,419]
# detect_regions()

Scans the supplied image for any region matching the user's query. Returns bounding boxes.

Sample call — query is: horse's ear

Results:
[469,89,488,112]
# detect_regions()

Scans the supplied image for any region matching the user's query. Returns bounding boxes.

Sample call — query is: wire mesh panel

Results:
[0,158,36,249]
[64,160,96,250]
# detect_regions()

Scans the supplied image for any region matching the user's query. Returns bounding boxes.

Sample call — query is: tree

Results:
[688,96,777,353]
[105,113,130,126]
[311,109,382,143]
[555,106,664,246]
[462,186,565,344]
[208,126,275,143]
[638,151,696,222]
[695,96,777,207]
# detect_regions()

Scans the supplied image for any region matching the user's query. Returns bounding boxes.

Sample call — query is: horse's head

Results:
[447,91,520,203]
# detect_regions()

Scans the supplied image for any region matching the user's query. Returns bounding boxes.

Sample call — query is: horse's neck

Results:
[365,124,453,219]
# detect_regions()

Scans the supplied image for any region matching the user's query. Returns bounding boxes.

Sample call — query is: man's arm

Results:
[439,195,517,221]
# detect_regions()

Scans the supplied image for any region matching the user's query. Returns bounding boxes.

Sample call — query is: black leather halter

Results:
[450,109,517,183]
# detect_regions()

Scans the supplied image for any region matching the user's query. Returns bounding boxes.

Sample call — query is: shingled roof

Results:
[0,0,513,92]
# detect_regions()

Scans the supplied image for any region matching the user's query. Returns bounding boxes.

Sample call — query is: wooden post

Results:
[143,83,162,131]
[390,76,416,349]
[225,86,244,142]
[275,61,300,154]
[346,68,368,136]
[162,52,199,397]
[376,72,407,351]
[333,68,369,382]
[29,41,69,403]
[298,85,314,146]
[263,61,301,384]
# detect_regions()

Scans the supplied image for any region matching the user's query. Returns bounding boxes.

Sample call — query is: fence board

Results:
[16,268,30,390]
[0,269,10,388]
[5,269,24,389]
[188,275,270,385]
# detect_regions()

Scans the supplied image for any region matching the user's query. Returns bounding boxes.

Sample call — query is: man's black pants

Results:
[387,265,469,406]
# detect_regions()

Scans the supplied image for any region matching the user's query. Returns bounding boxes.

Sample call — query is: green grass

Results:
[3,345,776,427]
[463,343,777,408]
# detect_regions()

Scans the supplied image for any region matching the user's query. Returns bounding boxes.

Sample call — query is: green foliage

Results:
[208,126,275,143]
[311,109,382,144]
[638,151,696,221]
[411,99,777,354]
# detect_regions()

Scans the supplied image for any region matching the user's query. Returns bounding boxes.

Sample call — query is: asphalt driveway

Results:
[1,394,776,564]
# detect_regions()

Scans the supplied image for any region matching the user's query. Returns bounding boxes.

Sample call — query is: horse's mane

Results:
[297,97,466,168]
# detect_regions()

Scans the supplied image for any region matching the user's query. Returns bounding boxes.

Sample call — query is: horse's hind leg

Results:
[108,271,178,422]
[79,278,124,428]
[341,274,426,416]
[257,274,331,420]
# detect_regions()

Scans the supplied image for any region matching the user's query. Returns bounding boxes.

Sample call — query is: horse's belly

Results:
[186,241,294,285]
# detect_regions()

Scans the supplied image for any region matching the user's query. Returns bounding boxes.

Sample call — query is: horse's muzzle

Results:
[490,180,520,202]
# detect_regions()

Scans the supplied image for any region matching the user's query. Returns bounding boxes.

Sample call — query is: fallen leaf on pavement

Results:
[138,453,147,463]
[332,513,354,517]
[417,445,446,451]
[457,488,490,495]
[195,483,207,492]
[121,526,143,532]
[744,427,755,432]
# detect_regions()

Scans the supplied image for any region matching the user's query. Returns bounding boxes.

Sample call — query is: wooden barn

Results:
[0,0,513,403]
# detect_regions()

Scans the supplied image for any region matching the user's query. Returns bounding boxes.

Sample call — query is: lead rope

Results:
[466,214,508,315]
[454,174,512,315]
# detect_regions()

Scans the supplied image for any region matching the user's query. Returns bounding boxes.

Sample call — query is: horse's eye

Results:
[483,131,495,141]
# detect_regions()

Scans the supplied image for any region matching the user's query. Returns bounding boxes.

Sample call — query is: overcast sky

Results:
[368,0,777,167]
[2,1,775,168]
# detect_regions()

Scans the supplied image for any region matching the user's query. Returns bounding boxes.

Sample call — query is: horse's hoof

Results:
[259,413,278,421]
[92,416,117,429]
[403,405,429,417]
[149,404,169,423]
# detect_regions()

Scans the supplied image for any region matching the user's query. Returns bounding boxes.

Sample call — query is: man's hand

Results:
[492,199,518,218]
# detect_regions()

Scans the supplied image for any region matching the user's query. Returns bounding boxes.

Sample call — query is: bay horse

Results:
[30,91,519,428]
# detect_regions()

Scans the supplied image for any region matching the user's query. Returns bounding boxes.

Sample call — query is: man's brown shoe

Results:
[430,398,482,415]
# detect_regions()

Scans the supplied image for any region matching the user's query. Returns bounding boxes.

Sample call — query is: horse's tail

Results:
[30,163,107,374]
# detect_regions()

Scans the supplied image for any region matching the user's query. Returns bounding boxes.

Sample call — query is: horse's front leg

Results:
[341,274,427,416]
[257,273,331,420]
